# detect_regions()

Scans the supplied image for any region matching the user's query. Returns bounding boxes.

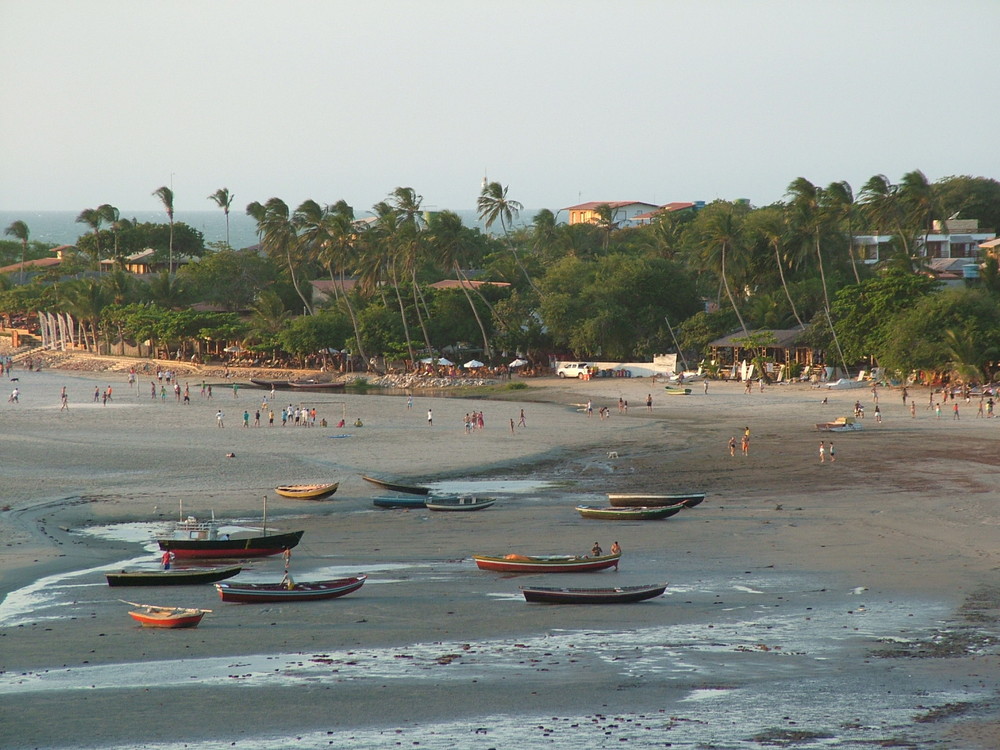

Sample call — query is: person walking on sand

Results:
[874,404,882,423]
[216,409,224,427]
[586,400,593,417]
[60,390,69,411]
[741,432,750,456]
[510,417,515,434]
[935,402,941,419]
[910,401,916,418]
[406,394,413,410]
[704,380,709,394]
[977,398,985,418]
[427,408,433,426]
[953,402,960,420]
[93,386,100,402]
[728,436,736,457]
[646,394,652,411]
[829,442,835,462]
[232,382,239,398]
[518,408,526,427]
[819,441,826,463]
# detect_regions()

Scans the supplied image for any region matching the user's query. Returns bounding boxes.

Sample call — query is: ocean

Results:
[0,209,539,250]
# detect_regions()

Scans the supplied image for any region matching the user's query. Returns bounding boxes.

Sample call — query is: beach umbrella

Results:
[436,357,454,366]
[509,358,528,368]
[419,357,436,364]
[463,359,485,368]
[223,345,243,353]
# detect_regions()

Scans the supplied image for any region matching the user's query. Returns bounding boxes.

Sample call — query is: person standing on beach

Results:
[728,436,736,456]
[586,400,593,417]
[953,402,960,420]
[427,408,433,425]
[646,394,652,411]
[150,382,156,399]
[935,402,941,419]
[510,417,515,434]
[242,410,250,428]
[60,389,69,411]
[977,398,985,418]
[819,441,826,463]
[704,380,709,394]
[741,432,749,456]
[232,382,239,398]
[874,405,882,423]
[406,394,413,410]
[829,442,835,462]
[93,386,100,402]
[911,401,916,418]
[216,409,224,427]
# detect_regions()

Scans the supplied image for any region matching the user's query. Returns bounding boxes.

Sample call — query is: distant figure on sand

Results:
[728,436,736,456]
[829,442,835,462]
[427,408,433,425]
[819,441,826,463]
[216,409,224,428]
[646,394,652,411]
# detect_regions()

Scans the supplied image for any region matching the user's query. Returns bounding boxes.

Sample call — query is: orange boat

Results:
[123,600,210,628]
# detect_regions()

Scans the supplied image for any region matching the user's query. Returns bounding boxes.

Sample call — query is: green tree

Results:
[75,207,106,267]
[3,220,29,283]
[208,188,235,246]
[933,175,1000,231]
[477,181,537,293]
[152,186,175,273]
[693,201,750,336]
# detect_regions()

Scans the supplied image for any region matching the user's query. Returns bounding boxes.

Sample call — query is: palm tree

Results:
[745,207,806,329]
[209,188,235,246]
[3,220,29,283]
[859,174,909,259]
[698,203,750,337]
[387,187,434,354]
[785,178,835,316]
[592,203,621,251]
[898,169,942,258]
[823,181,862,284]
[254,197,312,315]
[152,186,175,273]
[98,204,121,268]
[370,200,416,366]
[477,181,537,292]
[75,207,105,267]
[313,200,368,363]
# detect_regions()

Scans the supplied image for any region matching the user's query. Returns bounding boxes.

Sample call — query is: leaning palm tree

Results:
[370,200,417,366]
[75,207,105,268]
[152,186,175,273]
[823,181,862,284]
[745,207,806,329]
[898,169,943,259]
[98,204,121,268]
[477,181,538,293]
[257,197,312,315]
[785,178,835,317]
[209,188,235,246]
[698,203,750,337]
[3,220,29,283]
[313,201,368,363]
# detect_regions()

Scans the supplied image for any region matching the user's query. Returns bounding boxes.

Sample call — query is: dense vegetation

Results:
[3,172,1000,381]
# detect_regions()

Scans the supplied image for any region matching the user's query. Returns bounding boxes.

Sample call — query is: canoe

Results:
[361,475,431,495]
[274,482,339,500]
[157,529,304,560]
[663,387,691,395]
[288,379,346,390]
[249,378,292,389]
[607,492,706,508]
[107,565,242,587]
[473,552,621,573]
[123,601,210,628]
[816,416,863,432]
[521,583,667,604]
[216,574,367,603]
[575,504,684,520]
[372,495,427,509]
[424,496,496,511]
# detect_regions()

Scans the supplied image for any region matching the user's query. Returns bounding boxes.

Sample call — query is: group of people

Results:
[590,541,622,557]
[727,427,751,456]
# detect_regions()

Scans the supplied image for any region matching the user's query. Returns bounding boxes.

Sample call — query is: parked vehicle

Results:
[556,362,591,378]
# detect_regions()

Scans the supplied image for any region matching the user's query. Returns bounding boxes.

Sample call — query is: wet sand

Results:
[2,366,1000,748]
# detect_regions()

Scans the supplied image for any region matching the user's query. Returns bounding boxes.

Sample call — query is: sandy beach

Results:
[2,360,1000,749]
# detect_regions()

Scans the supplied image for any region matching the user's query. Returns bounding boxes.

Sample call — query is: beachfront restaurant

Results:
[707,328,820,381]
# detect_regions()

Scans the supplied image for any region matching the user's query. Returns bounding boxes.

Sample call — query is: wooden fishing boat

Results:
[106,565,242,587]
[816,416,863,432]
[158,529,304,560]
[288,378,346,390]
[216,574,367,603]
[663,386,692,395]
[424,496,496,511]
[473,552,621,573]
[521,583,667,604]
[372,495,427,509]
[274,482,339,500]
[123,600,211,628]
[607,491,706,508]
[575,504,684,520]
[361,475,431,495]
[249,378,292,389]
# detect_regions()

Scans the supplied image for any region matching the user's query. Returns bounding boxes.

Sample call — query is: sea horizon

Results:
[1,208,544,251]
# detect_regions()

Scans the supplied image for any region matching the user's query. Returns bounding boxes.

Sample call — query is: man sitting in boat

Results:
[591,542,603,556]
[280,571,296,590]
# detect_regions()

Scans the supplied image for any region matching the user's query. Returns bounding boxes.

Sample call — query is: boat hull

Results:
[424,496,495,511]
[361,475,431,495]
[249,378,292,389]
[157,530,304,559]
[372,496,427,509]
[216,575,367,603]
[575,504,683,520]
[521,583,666,604]
[663,387,691,395]
[128,608,206,628]
[607,492,706,508]
[107,565,242,587]
[274,483,339,500]
[288,379,346,390]
[473,552,621,573]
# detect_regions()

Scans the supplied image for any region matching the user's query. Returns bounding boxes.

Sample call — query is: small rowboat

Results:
[361,475,431,495]
[424,496,496,511]
[575,504,684,520]
[288,378,346,390]
[607,492,706,508]
[107,565,242,587]
[216,574,367,603]
[816,416,862,432]
[123,600,211,628]
[274,482,339,500]
[521,583,667,604]
[473,552,621,574]
[249,378,292,389]
[663,386,691,395]
[372,495,427,509]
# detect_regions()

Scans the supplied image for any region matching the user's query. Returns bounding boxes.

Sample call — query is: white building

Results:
[854,219,996,264]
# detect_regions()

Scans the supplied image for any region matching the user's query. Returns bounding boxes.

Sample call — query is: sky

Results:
[2,0,999,216]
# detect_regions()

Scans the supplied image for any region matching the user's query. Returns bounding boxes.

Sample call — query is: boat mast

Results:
[262,495,267,536]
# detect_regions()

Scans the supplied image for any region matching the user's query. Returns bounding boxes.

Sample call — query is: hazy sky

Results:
[3,0,998,215]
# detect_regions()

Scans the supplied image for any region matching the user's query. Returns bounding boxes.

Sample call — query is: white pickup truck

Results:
[556,362,591,378]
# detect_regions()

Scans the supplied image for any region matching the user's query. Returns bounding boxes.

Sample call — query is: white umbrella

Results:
[420,357,436,364]
[436,357,454,366]
[223,345,243,353]
[463,359,485,368]
[509,358,528,368]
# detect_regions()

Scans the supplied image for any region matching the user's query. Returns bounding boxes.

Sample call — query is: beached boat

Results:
[157,527,304,560]
[249,378,292,389]
[520,583,667,604]
[288,378,346,391]
[424,496,496,511]
[372,495,427,509]
[575,504,684,520]
[361,475,431,495]
[274,482,339,500]
[123,600,210,628]
[663,386,692,395]
[473,552,621,573]
[216,574,367,603]
[815,416,863,432]
[606,491,706,508]
[107,565,242,587]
